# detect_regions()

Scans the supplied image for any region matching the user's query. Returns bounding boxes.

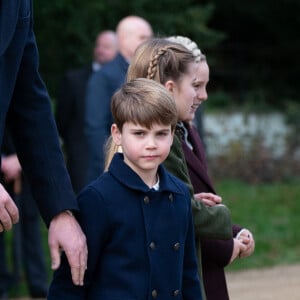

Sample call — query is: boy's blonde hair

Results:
[111,78,178,132]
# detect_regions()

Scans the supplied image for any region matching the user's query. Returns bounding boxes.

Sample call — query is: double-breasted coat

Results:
[48,153,203,299]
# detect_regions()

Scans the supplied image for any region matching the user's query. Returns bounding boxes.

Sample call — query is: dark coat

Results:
[84,54,129,182]
[48,153,203,300]
[56,65,93,193]
[181,123,242,300]
[0,0,77,226]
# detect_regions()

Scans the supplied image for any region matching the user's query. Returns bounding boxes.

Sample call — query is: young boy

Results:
[48,78,203,299]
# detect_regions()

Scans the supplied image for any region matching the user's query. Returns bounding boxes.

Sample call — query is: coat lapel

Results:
[182,125,216,193]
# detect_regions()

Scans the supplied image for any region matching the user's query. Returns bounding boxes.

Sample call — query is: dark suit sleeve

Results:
[7,13,77,227]
[84,71,113,182]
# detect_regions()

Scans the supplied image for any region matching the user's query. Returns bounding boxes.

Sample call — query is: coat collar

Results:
[108,153,184,195]
[177,122,216,193]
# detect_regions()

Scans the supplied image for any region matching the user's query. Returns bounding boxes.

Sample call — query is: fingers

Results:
[200,199,217,207]
[230,238,247,263]
[0,184,19,231]
[49,237,61,271]
[238,235,255,258]
[69,243,88,286]
[65,238,88,286]
[48,211,87,286]
[194,193,222,206]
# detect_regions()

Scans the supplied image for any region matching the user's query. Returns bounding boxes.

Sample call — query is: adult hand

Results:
[0,183,19,231]
[194,192,222,207]
[236,229,255,258]
[48,211,88,285]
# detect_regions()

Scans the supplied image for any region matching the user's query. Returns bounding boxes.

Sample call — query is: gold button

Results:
[149,242,156,250]
[169,194,173,202]
[173,289,180,297]
[173,242,180,251]
[152,289,158,298]
[144,196,150,204]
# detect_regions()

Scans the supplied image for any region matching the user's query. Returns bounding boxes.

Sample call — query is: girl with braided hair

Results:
[105,37,255,300]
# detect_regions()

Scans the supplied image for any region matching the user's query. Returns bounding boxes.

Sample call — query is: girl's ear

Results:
[164,80,175,94]
[111,124,122,145]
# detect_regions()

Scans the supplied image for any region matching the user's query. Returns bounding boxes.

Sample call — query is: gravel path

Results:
[227,264,300,300]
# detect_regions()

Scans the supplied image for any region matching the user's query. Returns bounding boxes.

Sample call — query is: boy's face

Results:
[112,122,173,177]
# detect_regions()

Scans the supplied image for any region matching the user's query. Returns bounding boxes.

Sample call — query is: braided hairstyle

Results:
[127,38,196,85]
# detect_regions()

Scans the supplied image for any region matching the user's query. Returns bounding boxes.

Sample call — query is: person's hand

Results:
[1,154,22,182]
[236,229,255,258]
[48,211,88,285]
[0,183,19,231]
[229,238,247,264]
[194,192,222,206]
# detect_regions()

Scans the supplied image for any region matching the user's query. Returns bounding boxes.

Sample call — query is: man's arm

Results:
[6,14,87,285]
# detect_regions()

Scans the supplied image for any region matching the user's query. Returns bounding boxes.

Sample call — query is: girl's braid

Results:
[147,47,169,80]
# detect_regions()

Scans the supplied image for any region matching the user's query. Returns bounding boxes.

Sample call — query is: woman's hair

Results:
[111,78,178,132]
[104,135,121,172]
[127,38,197,84]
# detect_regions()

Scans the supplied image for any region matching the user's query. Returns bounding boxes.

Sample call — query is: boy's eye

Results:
[134,131,145,136]
[157,131,170,137]
[157,131,168,136]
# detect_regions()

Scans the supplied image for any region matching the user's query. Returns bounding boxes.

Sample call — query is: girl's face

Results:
[167,61,209,122]
[111,122,173,183]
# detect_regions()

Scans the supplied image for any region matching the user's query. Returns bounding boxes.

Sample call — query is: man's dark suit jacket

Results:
[56,65,92,194]
[0,0,77,226]
[85,53,129,182]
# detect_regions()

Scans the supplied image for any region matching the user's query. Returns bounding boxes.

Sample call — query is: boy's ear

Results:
[164,80,175,93]
[111,124,122,145]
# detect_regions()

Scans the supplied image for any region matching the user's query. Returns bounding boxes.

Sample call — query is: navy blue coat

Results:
[0,0,77,226]
[48,153,203,300]
[84,54,129,182]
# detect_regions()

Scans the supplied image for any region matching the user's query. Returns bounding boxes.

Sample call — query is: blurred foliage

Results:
[34,0,299,108]
[33,0,223,96]
[203,0,300,108]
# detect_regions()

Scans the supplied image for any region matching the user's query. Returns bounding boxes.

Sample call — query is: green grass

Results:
[4,179,300,296]
[215,179,300,271]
